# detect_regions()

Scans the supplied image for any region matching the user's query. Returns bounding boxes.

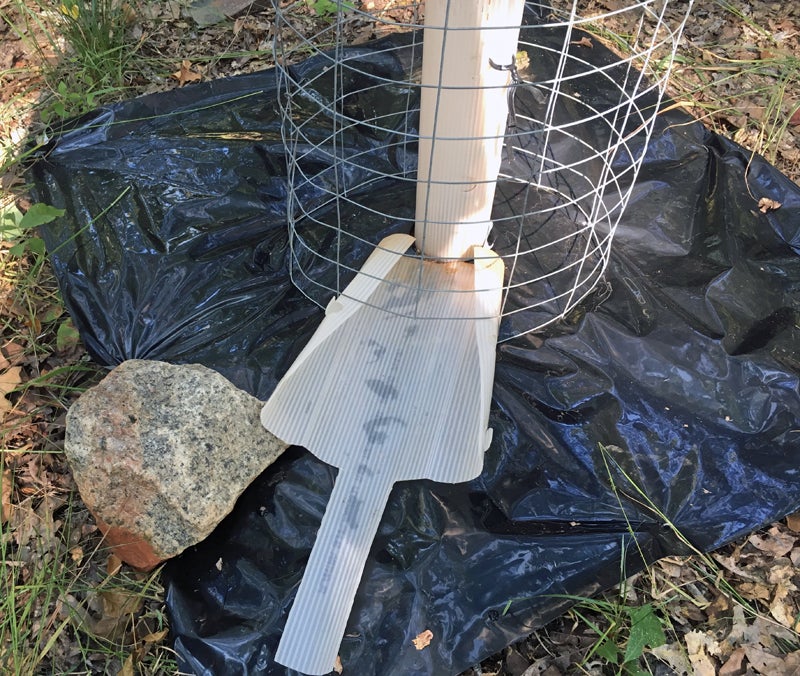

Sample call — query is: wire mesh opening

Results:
[273,0,692,340]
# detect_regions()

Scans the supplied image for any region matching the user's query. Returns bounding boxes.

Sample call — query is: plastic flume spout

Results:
[263,0,525,672]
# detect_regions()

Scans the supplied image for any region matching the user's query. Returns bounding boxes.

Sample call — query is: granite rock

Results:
[65,360,288,570]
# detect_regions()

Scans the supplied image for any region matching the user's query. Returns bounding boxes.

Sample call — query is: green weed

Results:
[305,0,355,20]
[0,491,181,674]
[2,0,147,124]
[49,0,142,87]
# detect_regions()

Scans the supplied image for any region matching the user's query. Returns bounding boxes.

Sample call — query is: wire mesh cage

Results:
[273,0,693,340]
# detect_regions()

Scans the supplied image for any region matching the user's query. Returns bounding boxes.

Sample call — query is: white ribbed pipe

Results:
[415,0,527,260]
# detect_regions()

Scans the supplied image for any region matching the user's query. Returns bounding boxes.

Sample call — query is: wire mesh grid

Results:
[272,0,693,340]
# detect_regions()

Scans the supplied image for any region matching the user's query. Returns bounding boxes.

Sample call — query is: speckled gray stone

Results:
[65,360,288,568]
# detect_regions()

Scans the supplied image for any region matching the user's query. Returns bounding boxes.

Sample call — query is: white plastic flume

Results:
[261,0,526,673]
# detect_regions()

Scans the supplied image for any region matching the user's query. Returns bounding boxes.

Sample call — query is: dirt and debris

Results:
[413,629,435,651]
[1,1,798,674]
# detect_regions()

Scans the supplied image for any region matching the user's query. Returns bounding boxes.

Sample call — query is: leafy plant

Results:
[573,597,667,675]
[40,76,120,123]
[1,202,64,256]
[306,0,354,20]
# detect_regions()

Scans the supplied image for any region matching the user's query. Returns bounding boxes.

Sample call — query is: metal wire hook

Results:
[488,54,524,130]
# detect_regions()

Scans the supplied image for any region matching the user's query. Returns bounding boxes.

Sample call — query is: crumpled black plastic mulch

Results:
[32,22,800,676]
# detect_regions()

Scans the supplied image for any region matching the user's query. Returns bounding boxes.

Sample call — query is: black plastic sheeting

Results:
[32,23,800,676]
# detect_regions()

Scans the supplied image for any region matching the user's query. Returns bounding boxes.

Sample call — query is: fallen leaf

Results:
[719,646,746,676]
[0,365,23,413]
[171,60,203,86]
[1,468,14,523]
[782,651,800,671]
[412,629,434,650]
[141,628,169,644]
[651,642,694,675]
[1,342,25,368]
[744,645,786,673]
[738,581,772,602]
[789,107,800,127]
[85,588,144,640]
[786,512,800,533]
[685,630,720,676]
[571,36,593,48]
[107,553,123,577]
[117,653,135,676]
[56,319,81,353]
[757,197,781,213]
[187,0,253,26]
[726,605,797,652]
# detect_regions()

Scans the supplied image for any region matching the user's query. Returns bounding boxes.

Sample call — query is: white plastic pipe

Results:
[415,0,527,260]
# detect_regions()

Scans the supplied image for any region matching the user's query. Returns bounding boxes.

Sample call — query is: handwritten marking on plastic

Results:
[318,526,343,594]
[364,338,385,362]
[344,494,363,530]
[366,378,398,401]
[363,416,404,444]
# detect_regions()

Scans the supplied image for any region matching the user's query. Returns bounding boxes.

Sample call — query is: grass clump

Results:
[43,0,144,121]
[2,0,147,125]
[0,489,180,674]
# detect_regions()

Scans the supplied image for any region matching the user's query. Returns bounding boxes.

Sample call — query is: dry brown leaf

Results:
[706,593,732,622]
[749,527,795,557]
[726,605,797,654]
[171,60,203,86]
[770,581,798,628]
[86,588,144,639]
[786,512,800,533]
[781,650,800,673]
[719,646,746,676]
[650,643,693,675]
[107,553,123,577]
[744,645,786,674]
[714,550,759,581]
[141,628,169,644]
[685,630,721,676]
[117,653,135,676]
[412,629,434,650]
[0,365,23,413]
[739,581,772,602]
[757,197,782,213]
[1,468,14,523]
